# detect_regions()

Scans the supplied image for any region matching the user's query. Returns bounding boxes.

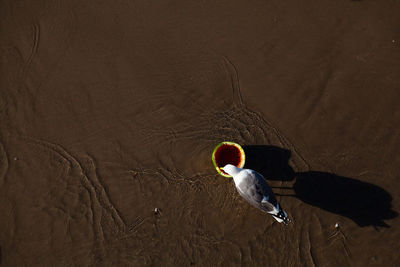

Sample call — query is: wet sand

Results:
[1,0,400,266]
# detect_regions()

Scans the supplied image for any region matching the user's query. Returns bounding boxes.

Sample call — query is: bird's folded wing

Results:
[236,170,278,213]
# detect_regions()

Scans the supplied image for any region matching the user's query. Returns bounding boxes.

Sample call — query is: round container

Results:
[212,141,245,177]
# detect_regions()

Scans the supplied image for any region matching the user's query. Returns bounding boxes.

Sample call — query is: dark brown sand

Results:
[1,0,400,266]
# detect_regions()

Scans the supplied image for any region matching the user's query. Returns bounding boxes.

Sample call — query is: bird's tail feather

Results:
[272,209,291,225]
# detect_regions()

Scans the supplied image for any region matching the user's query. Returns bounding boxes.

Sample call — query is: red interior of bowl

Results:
[214,144,242,175]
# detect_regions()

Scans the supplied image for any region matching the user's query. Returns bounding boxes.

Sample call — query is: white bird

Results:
[222,164,291,225]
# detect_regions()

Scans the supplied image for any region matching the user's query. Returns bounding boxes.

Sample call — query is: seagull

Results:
[222,164,291,225]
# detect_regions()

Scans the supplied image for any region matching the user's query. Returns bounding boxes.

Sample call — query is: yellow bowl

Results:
[212,141,245,177]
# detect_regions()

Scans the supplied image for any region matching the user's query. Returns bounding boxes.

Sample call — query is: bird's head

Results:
[222,164,241,177]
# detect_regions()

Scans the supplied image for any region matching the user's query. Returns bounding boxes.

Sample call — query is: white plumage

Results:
[222,164,291,225]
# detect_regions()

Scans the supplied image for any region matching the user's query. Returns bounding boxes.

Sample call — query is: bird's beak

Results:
[219,167,228,175]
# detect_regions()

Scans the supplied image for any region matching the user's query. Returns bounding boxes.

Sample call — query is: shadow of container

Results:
[242,145,295,181]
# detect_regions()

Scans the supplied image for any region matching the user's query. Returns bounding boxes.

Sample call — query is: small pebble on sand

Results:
[154,208,161,215]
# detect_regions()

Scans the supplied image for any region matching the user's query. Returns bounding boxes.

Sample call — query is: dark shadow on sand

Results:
[243,145,398,228]
[243,145,295,181]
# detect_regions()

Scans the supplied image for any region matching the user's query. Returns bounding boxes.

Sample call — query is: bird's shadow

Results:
[243,145,398,228]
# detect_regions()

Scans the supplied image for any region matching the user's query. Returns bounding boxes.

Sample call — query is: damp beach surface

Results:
[1,0,400,266]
